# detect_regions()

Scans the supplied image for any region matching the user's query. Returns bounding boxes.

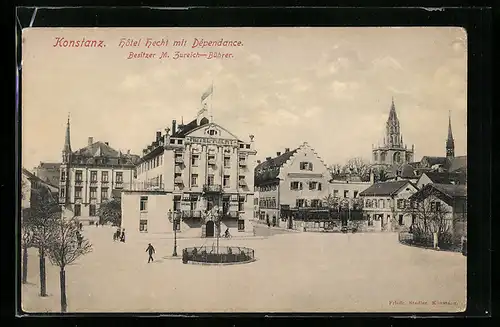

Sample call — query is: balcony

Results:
[115,182,124,189]
[123,182,165,191]
[90,180,98,185]
[75,180,83,186]
[239,160,247,167]
[101,180,109,184]
[203,184,223,194]
[181,210,203,219]
[175,156,184,164]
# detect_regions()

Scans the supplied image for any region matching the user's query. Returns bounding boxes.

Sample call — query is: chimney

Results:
[156,131,162,141]
[172,120,177,133]
[276,151,281,156]
[104,142,109,146]
[88,137,93,145]
[285,148,290,152]
[266,157,272,161]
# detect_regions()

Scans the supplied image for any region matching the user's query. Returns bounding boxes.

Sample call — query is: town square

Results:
[20,27,467,313]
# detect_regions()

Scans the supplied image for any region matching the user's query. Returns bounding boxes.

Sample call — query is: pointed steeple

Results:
[388,97,398,122]
[385,97,401,147]
[63,113,72,152]
[446,110,455,158]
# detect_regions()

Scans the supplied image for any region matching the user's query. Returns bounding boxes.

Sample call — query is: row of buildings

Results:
[25,97,466,239]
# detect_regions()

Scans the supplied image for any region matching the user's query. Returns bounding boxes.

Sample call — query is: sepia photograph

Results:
[20,27,467,313]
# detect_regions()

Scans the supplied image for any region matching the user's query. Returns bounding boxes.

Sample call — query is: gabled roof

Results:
[22,168,59,191]
[254,149,298,185]
[359,180,416,197]
[421,171,467,185]
[409,183,467,205]
[36,162,61,170]
[446,155,467,173]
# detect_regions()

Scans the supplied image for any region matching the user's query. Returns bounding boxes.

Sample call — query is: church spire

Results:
[62,113,72,153]
[386,97,401,147]
[446,110,455,158]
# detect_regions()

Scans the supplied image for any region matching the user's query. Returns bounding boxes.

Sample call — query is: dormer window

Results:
[207,129,218,136]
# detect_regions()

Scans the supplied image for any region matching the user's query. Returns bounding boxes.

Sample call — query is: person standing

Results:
[146,243,155,263]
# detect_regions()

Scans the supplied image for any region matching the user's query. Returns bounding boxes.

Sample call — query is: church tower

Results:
[60,114,72,206]
[446,111,455,158]
[372,98,415,167]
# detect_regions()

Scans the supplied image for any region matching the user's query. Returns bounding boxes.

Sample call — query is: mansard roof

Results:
[36,162,61,170]
[72,141,140,166]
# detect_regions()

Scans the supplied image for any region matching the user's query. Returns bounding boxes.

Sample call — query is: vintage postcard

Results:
[20,27,467,313]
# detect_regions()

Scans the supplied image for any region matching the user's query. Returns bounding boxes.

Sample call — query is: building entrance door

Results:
[206,221,215,237]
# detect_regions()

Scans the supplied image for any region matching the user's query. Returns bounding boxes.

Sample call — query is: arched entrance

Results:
[206,221,215,237]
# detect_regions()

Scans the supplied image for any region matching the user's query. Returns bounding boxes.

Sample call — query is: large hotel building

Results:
[121,109,257,237]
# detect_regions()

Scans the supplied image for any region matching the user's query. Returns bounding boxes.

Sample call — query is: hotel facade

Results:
[121,110,257,238]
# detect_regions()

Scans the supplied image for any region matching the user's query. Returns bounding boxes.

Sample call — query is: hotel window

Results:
[74,204,81,216]
[207,174,215,185]
[397,199,405,209]
[101,188,108,201]
[224,156,231,167]
[318,183,322,191]
[238,219,245,231]
[89,204,96,216]
[223,175,230,188]
[344,190,349,198]
[75,187,82,199]
[60,170,66,182]
[207,155,216,166]
[75,170,83,182]
[191,174,198,186]
[333,190,339,197]
[239,144,244,149]
[238,196,245,211]
[300,162,313,171]
[116,172,123,183]
[102,171,109,182]
[90,187,97,199]
[139,219,148,232]
[309,181,317,190]
[90,171,98,182]
[140,196,148,212]
[296,199,305,207]
[311,199,320,207]
[245,144,250,149]
[379,199,384,208]
[191,154,199,166]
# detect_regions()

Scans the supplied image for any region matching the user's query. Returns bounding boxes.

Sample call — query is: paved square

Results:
[22,226,466,313]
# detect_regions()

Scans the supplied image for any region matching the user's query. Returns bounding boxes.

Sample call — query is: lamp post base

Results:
[172,247,178,257]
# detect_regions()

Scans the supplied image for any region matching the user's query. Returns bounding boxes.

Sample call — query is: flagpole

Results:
[210,80,214,123]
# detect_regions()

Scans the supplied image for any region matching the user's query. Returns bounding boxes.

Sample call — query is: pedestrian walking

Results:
[146,243,155,263]
[120,229,126,242]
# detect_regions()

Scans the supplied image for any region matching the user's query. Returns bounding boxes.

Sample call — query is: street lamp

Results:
[167,209,179,257]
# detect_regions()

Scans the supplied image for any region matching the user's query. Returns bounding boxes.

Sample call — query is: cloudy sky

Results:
[22,27,467,169]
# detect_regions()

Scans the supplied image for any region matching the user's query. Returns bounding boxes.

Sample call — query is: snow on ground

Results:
[21,225,466,313]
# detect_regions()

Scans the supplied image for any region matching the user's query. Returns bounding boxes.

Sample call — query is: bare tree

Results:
[328,163,343,180]
[21,213,34,284]
[403,198,453,247]
[46,217,92,312]
[344,157,371,182]
[29,187,60,297]
[322,194,341,211]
